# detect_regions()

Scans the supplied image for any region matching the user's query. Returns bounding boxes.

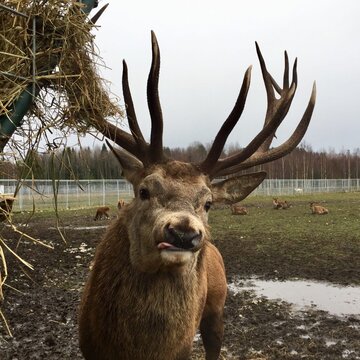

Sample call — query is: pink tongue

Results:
[157,242,175,250]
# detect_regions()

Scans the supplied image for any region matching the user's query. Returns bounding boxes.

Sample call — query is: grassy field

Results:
[1,191,360,359]
[10,190,360,286]
[210,191,360,285]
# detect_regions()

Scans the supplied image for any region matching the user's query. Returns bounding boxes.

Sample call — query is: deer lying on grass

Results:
[79,31,315,360]
[0,195,15,222]
[273,197,291,209]
[310,202,328,215]
[93,206,110,221]
[231,203,248,215]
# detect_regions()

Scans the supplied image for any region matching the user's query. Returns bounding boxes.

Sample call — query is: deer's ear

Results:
[211,171,266,204]
[107,143,144,183]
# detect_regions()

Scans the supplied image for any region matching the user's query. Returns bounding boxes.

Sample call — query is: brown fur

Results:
[0,196,15,222]
[93,206,110,221]
[230,203,248,215]
[310,202,328,215]
[79,160,265,359]
[273,198,291,210]
[79,32,314,359]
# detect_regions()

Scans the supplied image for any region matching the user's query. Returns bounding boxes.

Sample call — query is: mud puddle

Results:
[48,225,108,230]
[228,277,360,317]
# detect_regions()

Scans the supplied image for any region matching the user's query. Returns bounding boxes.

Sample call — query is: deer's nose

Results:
[163,224,202,250]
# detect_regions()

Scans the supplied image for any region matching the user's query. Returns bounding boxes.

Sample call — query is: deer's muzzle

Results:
[158,224,202,252]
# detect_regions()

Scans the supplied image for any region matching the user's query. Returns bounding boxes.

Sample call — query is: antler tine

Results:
[95,120,142,158]
[95,60,147,161]
[199,66,252,174]
[255,43,298,154]
[209,84,296,177]
[205,43,299,178]
[122,60,147,157]
[147,31,164,163]
[256,41,278,98]
[283,50,289,89]
[217,82,316,176]
[89,3,109,24]
[98,31,167,166]
[292,57,298,87]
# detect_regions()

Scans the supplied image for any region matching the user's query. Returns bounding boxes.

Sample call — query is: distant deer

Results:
[273,198,291,209]
[79,31,315,360]
[0,196,15,222]
[310,202,328,215]
[93,206,110,221]
[280,200,291,209]
[273,197,282,209]
[231,203,248,215]
[117,199,126,211]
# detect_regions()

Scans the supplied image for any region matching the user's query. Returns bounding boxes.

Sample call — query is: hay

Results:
[0,0,123,139]
[0,1,124,335]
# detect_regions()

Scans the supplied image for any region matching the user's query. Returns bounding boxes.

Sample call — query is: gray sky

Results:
[88,0,360,153]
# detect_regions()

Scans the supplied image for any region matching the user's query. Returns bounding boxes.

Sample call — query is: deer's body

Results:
[310,202,328,215]
[79,31,315,359]
[80,219,226,360]
[280,200,291,209]
[231,203,248,215]
[273,198,291,210]
[272,198,282,209]
[0,196,15,222]
[80,162,229,360]
[93,206,110,221]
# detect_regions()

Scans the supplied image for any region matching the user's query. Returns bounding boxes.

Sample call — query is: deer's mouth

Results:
[157,225,202,252]
[157,240,200,252]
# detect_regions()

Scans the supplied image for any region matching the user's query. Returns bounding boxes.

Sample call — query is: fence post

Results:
[88,181,91,207]
[102,179,106,206]
[66,180,69,209]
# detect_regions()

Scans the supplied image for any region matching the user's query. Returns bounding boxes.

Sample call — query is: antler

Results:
[96,31,167,166]
[199,42,316,178]
[95,32,315,176]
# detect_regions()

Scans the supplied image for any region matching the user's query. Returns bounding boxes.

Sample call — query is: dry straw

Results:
[0,0,124,336]
[0,0,123,136]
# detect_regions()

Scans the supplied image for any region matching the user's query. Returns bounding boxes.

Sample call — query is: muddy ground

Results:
[0,209,359,359]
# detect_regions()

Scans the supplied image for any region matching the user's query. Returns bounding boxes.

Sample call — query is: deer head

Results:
[100,31,315,269]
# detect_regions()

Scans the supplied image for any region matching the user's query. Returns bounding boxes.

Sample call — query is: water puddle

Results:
[49,225,107,230]
[72,225,108,230]
[229,277,360,317]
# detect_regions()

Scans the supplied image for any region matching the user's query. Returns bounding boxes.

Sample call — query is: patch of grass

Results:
[6,192,360,285]
[210,192,360,285]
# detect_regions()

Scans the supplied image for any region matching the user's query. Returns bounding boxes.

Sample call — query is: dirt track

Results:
[0,209,359,359]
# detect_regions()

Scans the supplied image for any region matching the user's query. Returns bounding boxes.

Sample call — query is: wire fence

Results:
[0,179,133,211]
[255,178,360,196]
[0,178,359,212]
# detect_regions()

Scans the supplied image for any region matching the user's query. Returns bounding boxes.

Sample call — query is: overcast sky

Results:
[88,0,360,153]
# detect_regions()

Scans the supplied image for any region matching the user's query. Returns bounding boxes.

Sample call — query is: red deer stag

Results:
[273,197,291,209]
[79,31,316,360]
[310,202,328,215]
[273,197,282,209]
[231,203,248,215]
[0,195,15,222]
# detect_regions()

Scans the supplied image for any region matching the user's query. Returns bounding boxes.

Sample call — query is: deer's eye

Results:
[139,188,150,200]
[204,201,212,212]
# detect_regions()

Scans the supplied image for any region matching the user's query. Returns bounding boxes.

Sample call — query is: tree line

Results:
[1,142,360,180]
